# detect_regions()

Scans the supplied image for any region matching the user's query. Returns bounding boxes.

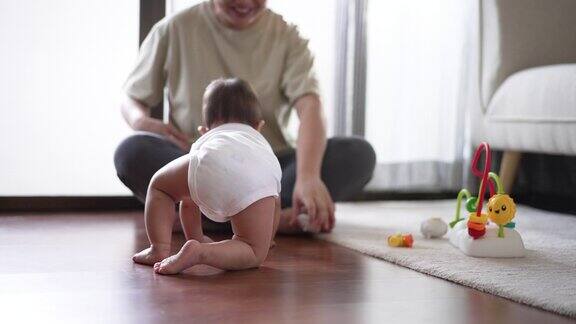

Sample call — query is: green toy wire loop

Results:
[450,189,470,228]
[488,172,505,194]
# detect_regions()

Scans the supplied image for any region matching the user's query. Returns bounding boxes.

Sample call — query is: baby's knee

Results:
[250,244,270,267]
[180,197,196,208]
[231,237,269,268]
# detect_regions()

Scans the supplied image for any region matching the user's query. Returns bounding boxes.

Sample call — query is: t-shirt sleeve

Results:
[123,19,170,107]
[280,25,320,106]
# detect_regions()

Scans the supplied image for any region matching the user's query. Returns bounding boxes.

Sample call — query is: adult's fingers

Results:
[307,198,325,232]
[137,117,164,135]
[307,220,322,233]
[328,207,336,230]
[292,196,301,217]
[304,198,317,221]
[166,124,189,142]
[315,198,329,231]
[177,139,191,151]
[291,197,303,226]
[326,192,336,230]
[167,135,190,151]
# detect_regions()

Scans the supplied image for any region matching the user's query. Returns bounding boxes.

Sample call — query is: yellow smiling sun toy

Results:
[487,193,516,238]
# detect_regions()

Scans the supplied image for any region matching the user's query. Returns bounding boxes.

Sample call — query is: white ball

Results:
[420,217,448,239]
[297,213,320,233]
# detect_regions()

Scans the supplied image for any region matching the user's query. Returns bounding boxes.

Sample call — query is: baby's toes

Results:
[155,259,175,275]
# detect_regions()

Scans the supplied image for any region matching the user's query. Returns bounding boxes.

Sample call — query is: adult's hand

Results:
[291,94,335,232]
[121,95,191,151]
[292,176,335,232]
[134,116,191,151]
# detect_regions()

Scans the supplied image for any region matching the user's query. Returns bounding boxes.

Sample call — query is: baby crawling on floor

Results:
[133,78,281,274]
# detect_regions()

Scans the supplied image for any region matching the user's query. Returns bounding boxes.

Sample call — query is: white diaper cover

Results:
[187,123,282,222]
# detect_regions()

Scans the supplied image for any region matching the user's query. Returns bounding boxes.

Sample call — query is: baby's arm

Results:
[179,198,213,243]
[154,196,276,273]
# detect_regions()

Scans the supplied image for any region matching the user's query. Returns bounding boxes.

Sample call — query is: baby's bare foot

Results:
[133,244,170,266]
[201,235,214,243]
[154,240,202,275]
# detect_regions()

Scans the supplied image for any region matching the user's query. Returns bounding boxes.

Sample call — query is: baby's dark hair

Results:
[202,78,262,129]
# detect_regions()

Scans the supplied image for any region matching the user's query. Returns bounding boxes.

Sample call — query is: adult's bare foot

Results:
[133,244,171,266]
[154,240,202,275]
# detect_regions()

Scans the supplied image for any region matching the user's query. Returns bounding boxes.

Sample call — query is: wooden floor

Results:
[0,211,572,324]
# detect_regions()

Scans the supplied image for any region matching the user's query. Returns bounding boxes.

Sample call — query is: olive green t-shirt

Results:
[124,1,319,152]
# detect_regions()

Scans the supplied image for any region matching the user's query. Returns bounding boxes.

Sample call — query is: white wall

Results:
[0,0,139,195]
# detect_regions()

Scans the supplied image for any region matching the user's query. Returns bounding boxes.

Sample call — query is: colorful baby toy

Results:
[449,142,517,237]
[388,233,414,248]
[448,142,526,257]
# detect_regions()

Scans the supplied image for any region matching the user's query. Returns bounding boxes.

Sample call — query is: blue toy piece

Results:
[504,222,516,229]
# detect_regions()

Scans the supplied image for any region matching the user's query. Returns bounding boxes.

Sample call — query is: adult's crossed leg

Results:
[114,132,186,203]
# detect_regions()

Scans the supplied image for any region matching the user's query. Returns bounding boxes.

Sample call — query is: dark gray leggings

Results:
[114,132,376,216]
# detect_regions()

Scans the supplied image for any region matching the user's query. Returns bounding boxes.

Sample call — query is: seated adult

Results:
[114,0,376,233]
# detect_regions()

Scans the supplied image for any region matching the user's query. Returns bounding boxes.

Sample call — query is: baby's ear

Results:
[256,120,265,132]
[198,126,209,135]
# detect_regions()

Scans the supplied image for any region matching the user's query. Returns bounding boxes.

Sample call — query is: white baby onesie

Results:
[187,123,282,222]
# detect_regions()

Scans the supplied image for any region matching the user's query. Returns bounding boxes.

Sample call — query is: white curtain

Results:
[363,0,477,191]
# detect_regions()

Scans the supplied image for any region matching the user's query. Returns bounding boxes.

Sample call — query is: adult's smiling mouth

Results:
[227,5,256,19]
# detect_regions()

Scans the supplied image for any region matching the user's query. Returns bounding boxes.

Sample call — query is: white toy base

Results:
[448,220,526,258]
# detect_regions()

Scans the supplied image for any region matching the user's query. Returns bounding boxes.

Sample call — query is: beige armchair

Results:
[472,0,576,192]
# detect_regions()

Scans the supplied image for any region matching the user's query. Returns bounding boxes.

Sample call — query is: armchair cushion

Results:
[481,64,576,155]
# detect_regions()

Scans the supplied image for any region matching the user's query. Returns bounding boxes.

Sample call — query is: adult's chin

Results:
[223,8,263,29]
[227,20,254,29]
